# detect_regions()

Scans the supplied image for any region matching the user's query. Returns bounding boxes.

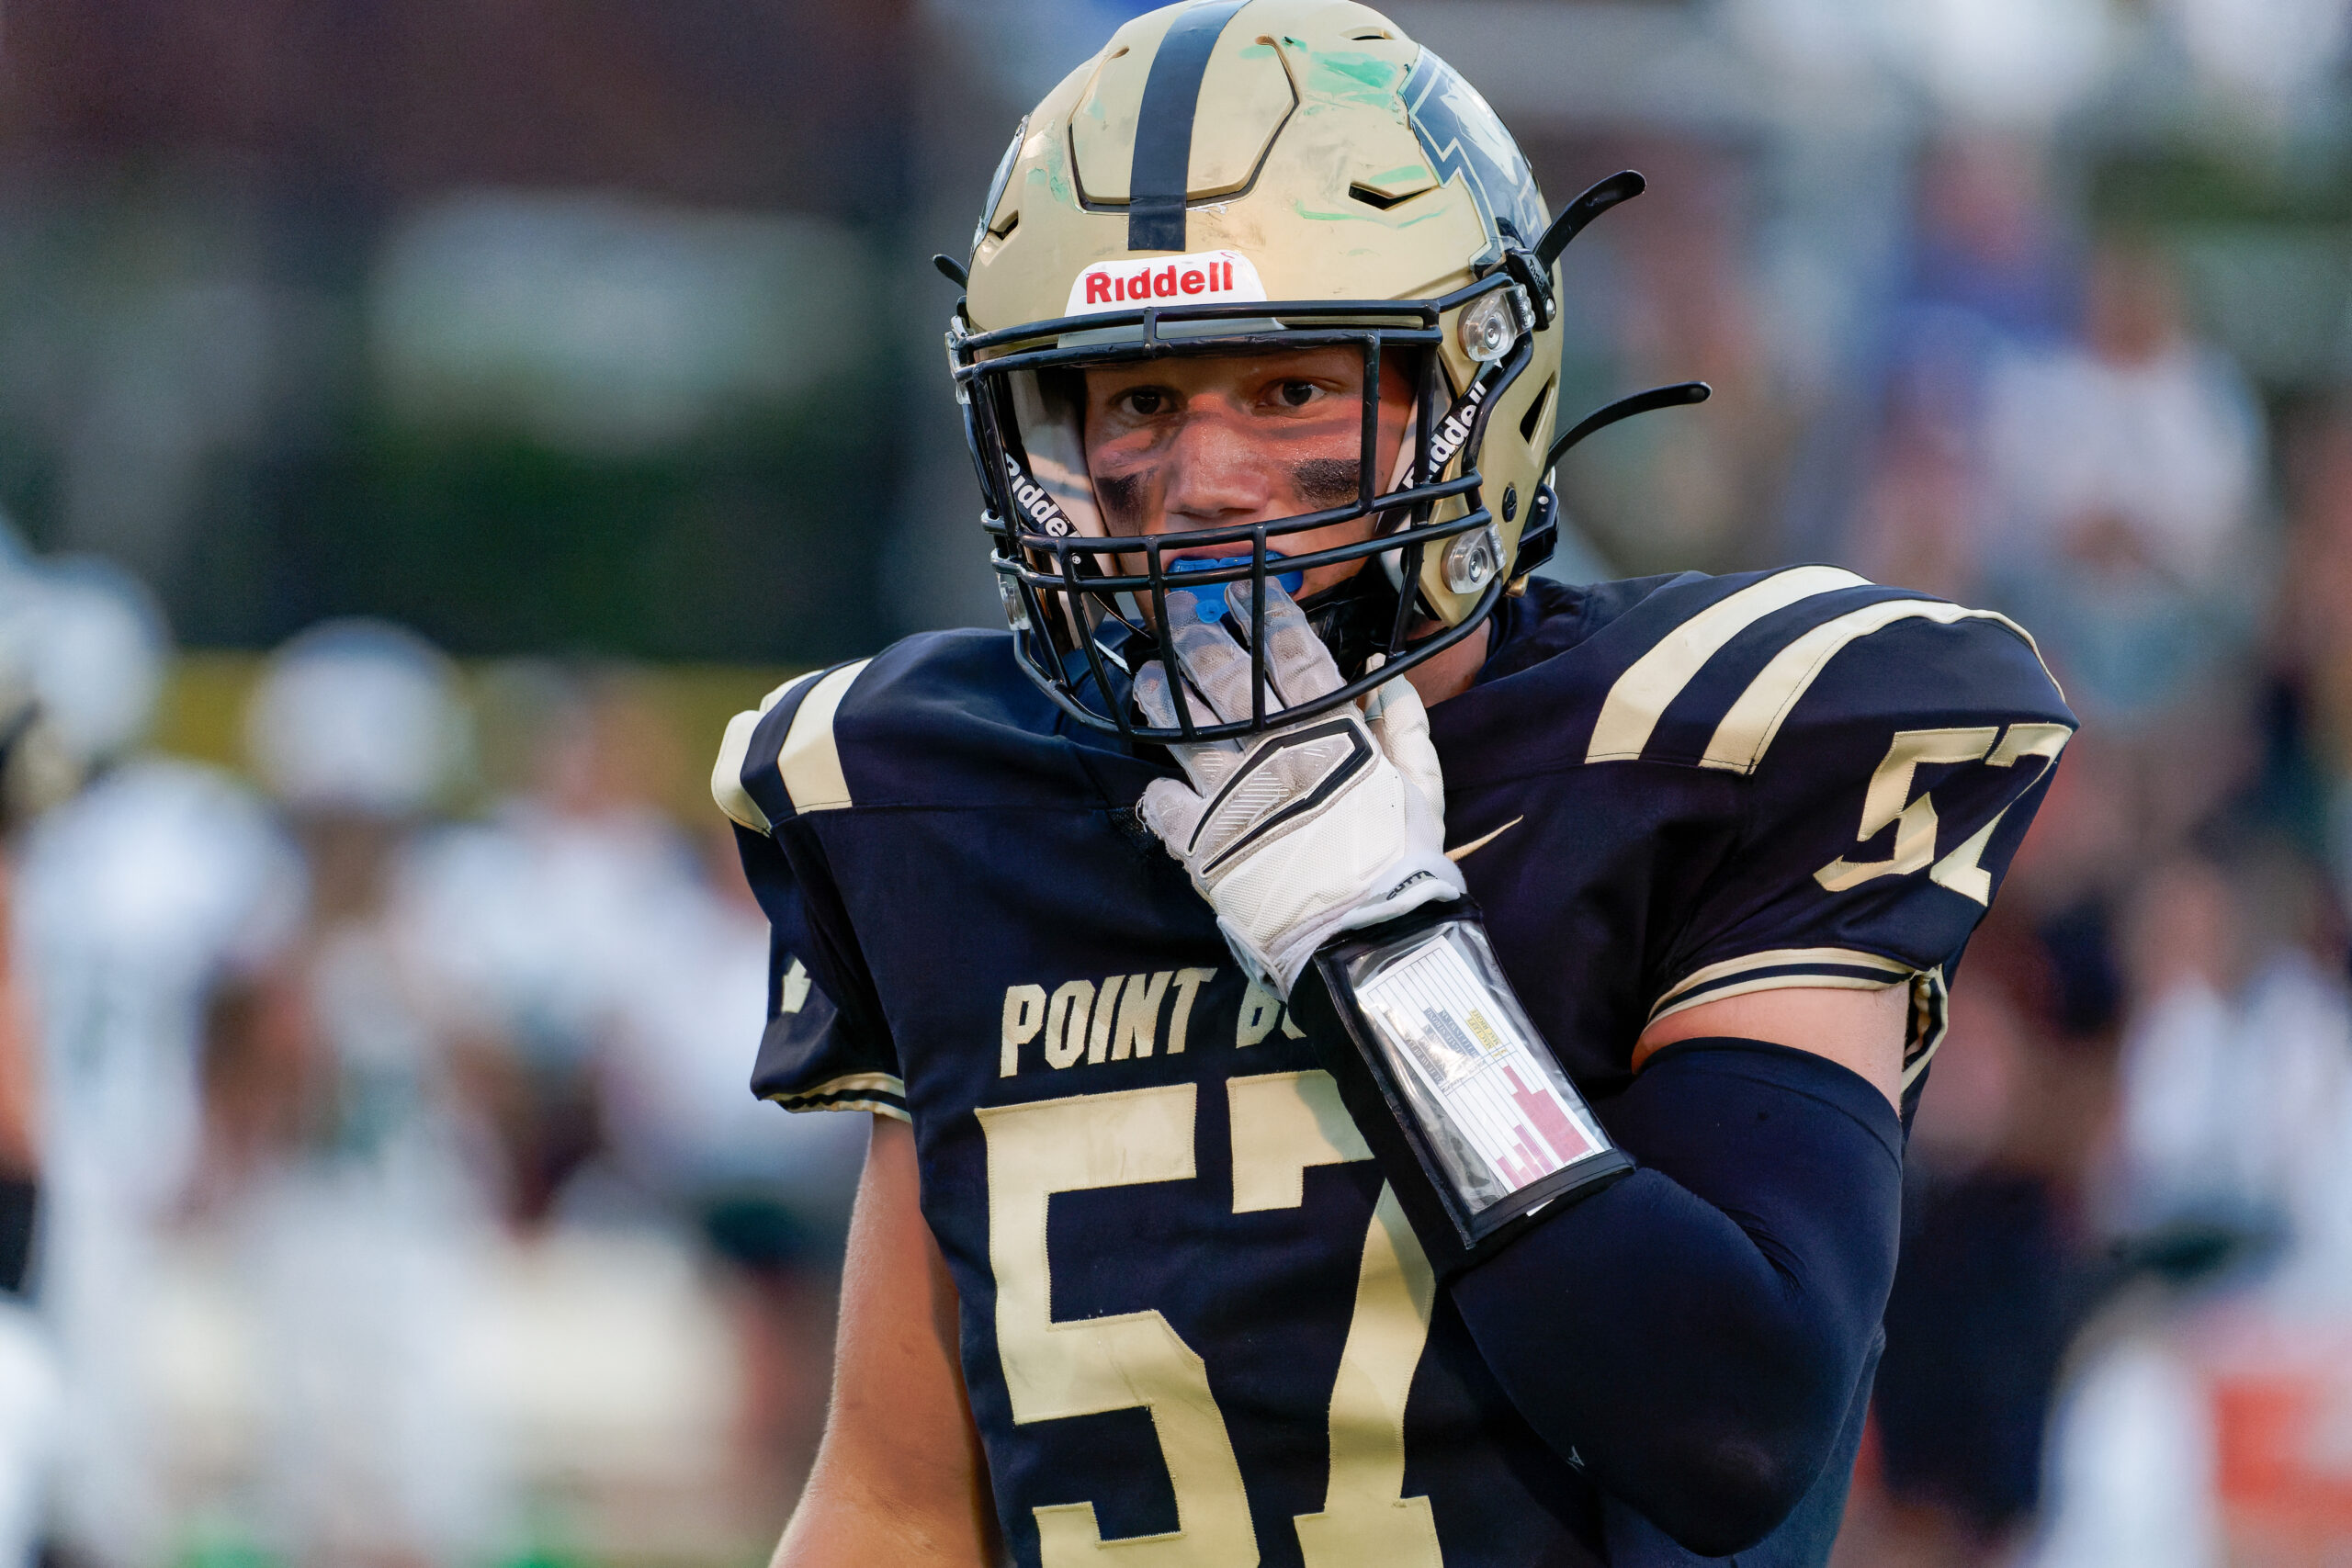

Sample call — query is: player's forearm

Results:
[776,1359,1001,1567]
[773,1457,998,1568]
[778,1117,1001,1566]
[1447,1038,1902,1555]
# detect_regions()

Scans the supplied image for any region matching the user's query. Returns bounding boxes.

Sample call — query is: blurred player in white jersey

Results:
[9,556,300,1566]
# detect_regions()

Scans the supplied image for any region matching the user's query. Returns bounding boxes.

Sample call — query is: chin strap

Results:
[1298,567,1406,682]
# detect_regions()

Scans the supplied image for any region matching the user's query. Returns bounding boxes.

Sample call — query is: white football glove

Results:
[1136,580,1464,997]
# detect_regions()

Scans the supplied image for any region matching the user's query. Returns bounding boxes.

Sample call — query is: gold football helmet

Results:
[944,0,1701,740]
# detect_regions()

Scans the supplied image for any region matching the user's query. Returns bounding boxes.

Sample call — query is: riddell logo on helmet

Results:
[1424,378,1490,472]
[1065,250,1268,317]
[1001,454,1075,536]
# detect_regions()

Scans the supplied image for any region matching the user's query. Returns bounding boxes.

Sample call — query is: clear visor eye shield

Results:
[949,272,1541,746]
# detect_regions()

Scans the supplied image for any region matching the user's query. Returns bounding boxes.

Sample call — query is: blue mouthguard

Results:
[1166,555,1305,626]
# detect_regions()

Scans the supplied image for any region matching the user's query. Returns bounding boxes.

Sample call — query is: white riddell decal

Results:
[1067,250,1267,316]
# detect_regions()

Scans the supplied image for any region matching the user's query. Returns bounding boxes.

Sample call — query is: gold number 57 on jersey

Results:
[977,1075,1444,1568]
[1815,722,2071,900]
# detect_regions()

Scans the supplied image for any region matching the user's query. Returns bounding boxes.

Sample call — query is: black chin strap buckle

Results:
[1498,245,1557,332]
[1301,566,1408,684]
[1509,484,1560,583]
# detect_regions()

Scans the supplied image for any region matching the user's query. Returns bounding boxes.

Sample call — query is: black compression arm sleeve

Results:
[1447,1037,1903,1557]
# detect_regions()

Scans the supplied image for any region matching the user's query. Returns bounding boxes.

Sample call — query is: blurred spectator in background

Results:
[1840,901,2123,1567]
[4,612,871,1562]
[1837,135,2078,601]
[2024,843,2352,1565]
[396,662,655,1231]
[1850,193,2270,870]
[404,664,861,1498]
[1977,236,2270,855]
[9,558,300,1567]
[1905,140,2078,350]
[1555,141,1778,577]
[2098,851,2346,1252]
[594,816,862,1496]
[1828,164,2307,1551]
[217,622,509,1568]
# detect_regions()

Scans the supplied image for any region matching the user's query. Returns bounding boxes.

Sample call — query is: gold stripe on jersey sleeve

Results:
[777,1096,911,1122]
[710,671,824,833]
[776,659,874,813]
[1649,970,1906,1025]
[1586,566,1871,763]
[1648,945,1913,1022]
[1648,953,1955,1093]
[788,1070,906,1100]
[1700,602,2044,774]
[763,1069,910,1121]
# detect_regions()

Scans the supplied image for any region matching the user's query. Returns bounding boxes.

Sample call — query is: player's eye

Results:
[1114,387,1172,418]
[1273,379,1324,409]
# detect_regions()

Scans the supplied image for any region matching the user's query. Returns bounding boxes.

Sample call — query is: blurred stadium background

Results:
[2,0,2352,1562]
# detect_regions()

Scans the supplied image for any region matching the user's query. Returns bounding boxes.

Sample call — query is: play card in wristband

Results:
[1346,919,1618,1224]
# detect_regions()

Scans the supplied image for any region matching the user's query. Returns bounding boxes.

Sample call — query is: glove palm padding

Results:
[1136,582,1464,995]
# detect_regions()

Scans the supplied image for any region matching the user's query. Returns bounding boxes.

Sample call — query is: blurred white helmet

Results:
[0,555,170,818]
[23,557,170,771]
[246,620,470,816]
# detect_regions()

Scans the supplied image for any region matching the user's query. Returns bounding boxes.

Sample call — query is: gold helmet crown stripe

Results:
[1127,0,1252,252]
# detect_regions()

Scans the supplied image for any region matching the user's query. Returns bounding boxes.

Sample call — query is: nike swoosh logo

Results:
[1446,816,1524,863]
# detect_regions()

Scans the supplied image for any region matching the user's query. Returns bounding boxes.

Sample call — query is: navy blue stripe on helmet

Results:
[1126,0,1250,253]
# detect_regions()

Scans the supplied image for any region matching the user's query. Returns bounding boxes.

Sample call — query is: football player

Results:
[713,3,2074,1563]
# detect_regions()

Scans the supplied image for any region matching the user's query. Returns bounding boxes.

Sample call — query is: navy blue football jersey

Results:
[713,566,2073,1568]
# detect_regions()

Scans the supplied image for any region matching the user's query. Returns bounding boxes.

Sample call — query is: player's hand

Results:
[1135,579,1464,996]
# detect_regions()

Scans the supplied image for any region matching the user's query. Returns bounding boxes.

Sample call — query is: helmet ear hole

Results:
[1518,375,1557,449]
